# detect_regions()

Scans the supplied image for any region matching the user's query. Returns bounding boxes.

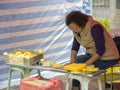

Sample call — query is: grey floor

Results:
[1,73,119,90]
[0,85,20,90]
[0,85,112,90]
[0,81,111,90]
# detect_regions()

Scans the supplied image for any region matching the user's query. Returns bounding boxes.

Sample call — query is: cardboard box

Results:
[20,76,63,90]
[4,49,43,65]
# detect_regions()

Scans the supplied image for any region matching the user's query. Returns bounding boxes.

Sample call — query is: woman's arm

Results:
[86,24,105,65]
[70,50,78,63]
[70,37,80,63]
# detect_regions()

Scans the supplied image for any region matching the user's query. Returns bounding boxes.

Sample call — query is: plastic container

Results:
[20,76,63,90]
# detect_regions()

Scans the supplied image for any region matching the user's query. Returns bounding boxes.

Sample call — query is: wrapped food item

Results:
[39,49,44,54]
[82,65,99,73]
[64,63,86,72]
[64,63,99,73]
[39,58,46,65]
[52,63,63,69]
[42,60,53,67]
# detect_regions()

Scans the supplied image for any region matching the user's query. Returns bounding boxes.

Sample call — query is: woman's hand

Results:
[86,53,100,66]
[85,61,91,66]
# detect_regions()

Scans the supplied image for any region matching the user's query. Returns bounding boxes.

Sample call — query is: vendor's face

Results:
[68,23,82,33]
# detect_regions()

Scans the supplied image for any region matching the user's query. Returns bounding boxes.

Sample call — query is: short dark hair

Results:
[66,11,89,28]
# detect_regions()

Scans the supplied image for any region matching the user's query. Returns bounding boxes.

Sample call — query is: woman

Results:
[65,11,120,90]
